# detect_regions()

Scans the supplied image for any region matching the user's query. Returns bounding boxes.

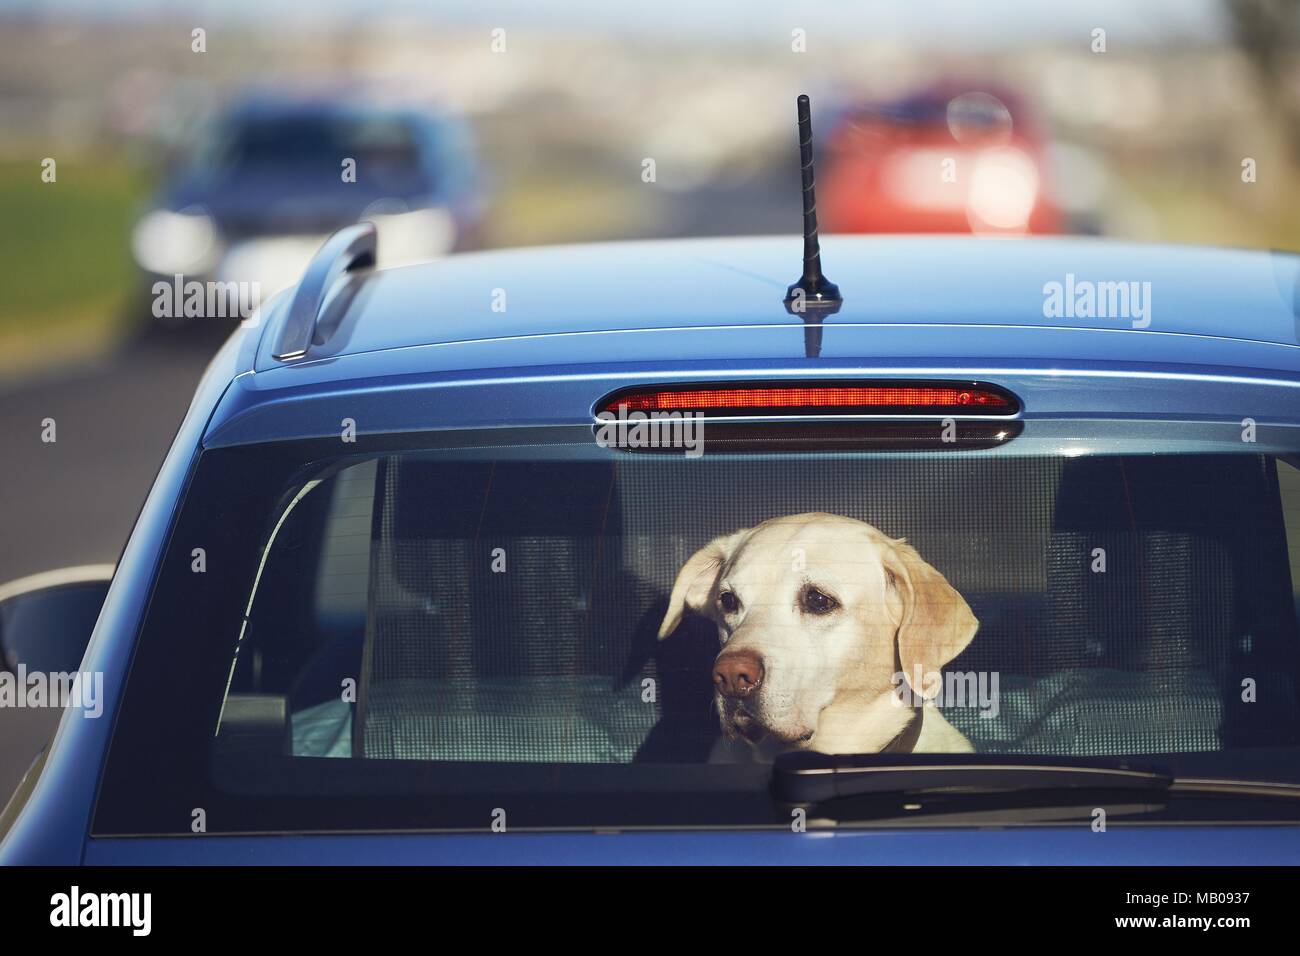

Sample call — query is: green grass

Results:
[482,165,659,249]
[1114,169,1300,252]
[0,157,147,369]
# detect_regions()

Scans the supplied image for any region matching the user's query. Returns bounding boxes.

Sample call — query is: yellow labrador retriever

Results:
[658,512,977,757]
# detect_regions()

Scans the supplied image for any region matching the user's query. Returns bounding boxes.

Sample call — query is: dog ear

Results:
[884,540,978,698]
[658,530,748,639]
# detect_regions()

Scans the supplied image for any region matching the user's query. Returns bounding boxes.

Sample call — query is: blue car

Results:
[3,224,1300,865]
[130,96,483,321]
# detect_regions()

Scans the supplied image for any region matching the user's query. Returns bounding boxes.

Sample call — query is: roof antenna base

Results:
[784,276,842,314]
[783,93,842,323]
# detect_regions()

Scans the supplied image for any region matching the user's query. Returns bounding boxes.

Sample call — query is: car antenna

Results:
[783,94,840,358]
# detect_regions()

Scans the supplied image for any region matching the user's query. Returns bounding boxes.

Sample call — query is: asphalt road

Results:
[0,334,220,585]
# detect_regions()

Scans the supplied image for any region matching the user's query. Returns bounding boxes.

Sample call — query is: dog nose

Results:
[714,650,765,698]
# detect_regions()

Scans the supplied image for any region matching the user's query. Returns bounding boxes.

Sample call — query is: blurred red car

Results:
[820,86,1061,235]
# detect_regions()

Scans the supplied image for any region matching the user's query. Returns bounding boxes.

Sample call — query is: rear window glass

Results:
[94,433,1300,834]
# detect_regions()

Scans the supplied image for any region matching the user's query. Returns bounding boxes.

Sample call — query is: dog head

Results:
[658,512,978,750]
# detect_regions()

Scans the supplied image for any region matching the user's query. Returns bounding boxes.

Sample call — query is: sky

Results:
[0,0,1229,47]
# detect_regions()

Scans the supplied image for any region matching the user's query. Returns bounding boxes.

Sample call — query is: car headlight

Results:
[131,208,220,275]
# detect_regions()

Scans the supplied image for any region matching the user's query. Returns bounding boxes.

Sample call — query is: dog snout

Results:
[713,650,765,699]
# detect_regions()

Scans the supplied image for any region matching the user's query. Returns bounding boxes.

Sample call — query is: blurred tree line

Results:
[1228,0,1300,156]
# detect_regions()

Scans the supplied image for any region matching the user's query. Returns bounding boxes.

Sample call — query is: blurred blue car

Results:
[131,96,483,320]
[4,230,1300,864]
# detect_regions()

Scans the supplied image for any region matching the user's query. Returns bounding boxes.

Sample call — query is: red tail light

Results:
[599,382,1018,416]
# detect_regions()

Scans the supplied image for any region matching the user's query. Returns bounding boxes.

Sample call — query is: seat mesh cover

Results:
[357,453,1299,762]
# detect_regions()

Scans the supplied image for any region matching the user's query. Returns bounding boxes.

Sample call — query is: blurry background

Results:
[1,0,1300,586]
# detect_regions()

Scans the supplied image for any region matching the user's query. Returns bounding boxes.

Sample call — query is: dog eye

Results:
[718,591,740,613]
[802,587,839,615]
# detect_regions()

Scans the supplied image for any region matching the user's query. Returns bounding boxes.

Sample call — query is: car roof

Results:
[202,234,1300,446]
[251,234,1300,371]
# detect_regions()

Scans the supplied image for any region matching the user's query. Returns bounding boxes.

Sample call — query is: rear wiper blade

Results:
[771,751,1171,805]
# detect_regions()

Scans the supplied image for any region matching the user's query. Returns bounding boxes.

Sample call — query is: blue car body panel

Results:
[5,235,1300,865]
[79,828,1300,866]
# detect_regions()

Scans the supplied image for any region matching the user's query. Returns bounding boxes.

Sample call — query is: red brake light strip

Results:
[602,385,1012,414]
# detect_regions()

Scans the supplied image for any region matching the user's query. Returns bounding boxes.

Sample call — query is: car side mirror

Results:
[0,566,114,676]
[0,566,113,836]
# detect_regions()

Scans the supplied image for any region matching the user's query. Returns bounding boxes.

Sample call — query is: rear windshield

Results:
[94,430,1300,834]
